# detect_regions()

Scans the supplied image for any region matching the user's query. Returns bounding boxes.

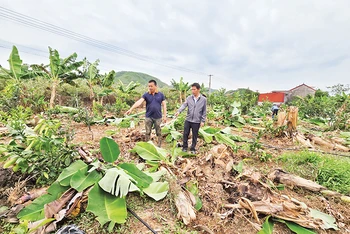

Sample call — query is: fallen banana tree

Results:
[10,137,170,233]
[269,169,350,203]
[221,168,339,233]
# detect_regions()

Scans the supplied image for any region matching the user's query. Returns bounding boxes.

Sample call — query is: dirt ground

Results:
[0,119,349,234]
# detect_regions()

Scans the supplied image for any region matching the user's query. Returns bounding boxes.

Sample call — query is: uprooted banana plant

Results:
[14,137,169,233]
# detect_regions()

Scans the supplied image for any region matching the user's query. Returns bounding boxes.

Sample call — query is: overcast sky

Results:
[0,0,349,92]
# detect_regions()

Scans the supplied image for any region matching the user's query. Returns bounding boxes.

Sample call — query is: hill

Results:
[115,71,169,88]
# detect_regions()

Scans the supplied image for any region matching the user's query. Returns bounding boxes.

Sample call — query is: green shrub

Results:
[278,151,350,194]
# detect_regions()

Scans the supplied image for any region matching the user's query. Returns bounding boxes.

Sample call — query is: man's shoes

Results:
[190,150,196,154]
[182,148,187,152]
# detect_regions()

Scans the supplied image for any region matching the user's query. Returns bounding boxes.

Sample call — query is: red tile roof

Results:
[258,92,285,103]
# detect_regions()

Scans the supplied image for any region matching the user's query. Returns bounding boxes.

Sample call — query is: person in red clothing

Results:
[125,80,167,147]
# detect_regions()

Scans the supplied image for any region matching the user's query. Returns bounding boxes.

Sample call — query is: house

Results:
[287,83,316,99]
[258,92,286,105]
[258,84,316,105]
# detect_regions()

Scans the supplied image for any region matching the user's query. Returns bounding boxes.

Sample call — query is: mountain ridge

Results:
[115,71,169,88]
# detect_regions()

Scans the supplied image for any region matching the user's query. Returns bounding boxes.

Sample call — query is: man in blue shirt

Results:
[125,80,167,147]
[271,103,279,119]
[175,83,207,154]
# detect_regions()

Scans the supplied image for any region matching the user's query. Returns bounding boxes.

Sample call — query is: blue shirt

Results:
[142,92,165,119]
[271,105,279,111]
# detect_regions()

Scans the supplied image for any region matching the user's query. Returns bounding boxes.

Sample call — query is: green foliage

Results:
[186,181,202,211]
[289,92,350,130]
[17,182,69,221]
[340,132,350,145]
[130,142,167,163]
[208,88,258,115]
[119,163,153,189]
[262,118,287,137]
[113,97,130,116]
[142,181,169,201]
[99,137,120,163]
[1,119,77,185]
[162,121,183,143]
[198,126,237,150]
[57,160,88,186]
[70,169,101,192]
[274,219,316,234]
[214,132,238,150]
[92,101,105,117]
[173,114,186,131]
[7,106,33,122]
[309,209,338,230]
[233,161,243,174]
[258,216,273,234]
[278,151,350,194]
[170,77,190,103]
[87,184,128,227]
[98,168,139,197]
[16,137,169,232]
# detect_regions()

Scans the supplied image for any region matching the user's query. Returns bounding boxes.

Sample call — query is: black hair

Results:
[191,83,200,89]
[148,80,157,86]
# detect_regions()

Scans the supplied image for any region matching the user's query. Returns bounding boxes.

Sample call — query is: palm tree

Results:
[170,77,190,104]
[33,47,84,108]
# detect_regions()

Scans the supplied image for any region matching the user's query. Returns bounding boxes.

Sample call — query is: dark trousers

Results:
[183,121,200,151]
[145,118,162,146]
[272,109,278,118]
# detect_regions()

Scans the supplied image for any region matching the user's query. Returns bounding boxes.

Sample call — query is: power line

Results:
[0,39,116,72]
[0,6,206,76]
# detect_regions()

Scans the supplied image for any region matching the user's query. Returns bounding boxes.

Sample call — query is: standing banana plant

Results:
[82,59,100,105]
[0,46,38,105]
[97,70,115,105]
[170,77,190,104]
[117,80,140,95]
[32,47,84,108]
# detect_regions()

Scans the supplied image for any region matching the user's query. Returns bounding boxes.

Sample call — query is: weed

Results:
[0,219,16,234]
[277,151,350,194]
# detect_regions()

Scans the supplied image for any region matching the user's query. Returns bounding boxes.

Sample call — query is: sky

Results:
[0,0,349,92]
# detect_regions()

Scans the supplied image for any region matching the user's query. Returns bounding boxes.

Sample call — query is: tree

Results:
[33,47,84,108]
[327,84,350,96]
[315,89,329,98]
[170,77,190,104]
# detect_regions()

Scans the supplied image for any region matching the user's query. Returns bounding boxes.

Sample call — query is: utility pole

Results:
[208,74,213,95]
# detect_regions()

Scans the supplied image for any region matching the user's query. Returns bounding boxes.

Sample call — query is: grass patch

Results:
[277,151,350,195]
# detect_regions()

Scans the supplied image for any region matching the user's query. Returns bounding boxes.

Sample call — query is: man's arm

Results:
[125,98,145,115]
[162,100,167,122]
[201,99,207,126]
[174,99,188,117]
